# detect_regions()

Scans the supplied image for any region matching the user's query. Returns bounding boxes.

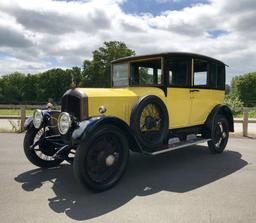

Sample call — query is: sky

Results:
[0,0,256,83]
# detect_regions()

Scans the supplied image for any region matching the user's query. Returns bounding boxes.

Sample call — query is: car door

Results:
[189,58,224,125]
[166,56,192,128]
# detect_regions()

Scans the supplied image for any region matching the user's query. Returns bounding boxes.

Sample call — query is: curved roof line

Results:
[112,52,227,66]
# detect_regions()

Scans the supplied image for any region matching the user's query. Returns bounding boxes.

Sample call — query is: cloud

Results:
[0,0,255,83]
[0,56,48,75]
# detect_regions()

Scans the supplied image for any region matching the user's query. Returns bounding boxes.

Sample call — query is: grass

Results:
[0,109,34,116]
[233,110,256,118]
[0,128,17,133]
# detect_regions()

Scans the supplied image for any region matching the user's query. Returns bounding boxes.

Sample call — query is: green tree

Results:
[36,69,72,103]
[231,72,256,106]
[66,66,82,87]
[22,74,38,103]
[0,72,26,103]
[81,41,135,87]
[225,84,231,95]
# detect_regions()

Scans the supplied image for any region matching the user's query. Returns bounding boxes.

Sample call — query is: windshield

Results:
[112,58,162,87]
[112,63,129,87]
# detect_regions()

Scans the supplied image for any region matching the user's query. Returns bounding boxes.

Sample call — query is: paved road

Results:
[0,133,255,223]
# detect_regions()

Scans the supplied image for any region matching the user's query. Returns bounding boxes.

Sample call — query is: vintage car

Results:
[23,52,234,191]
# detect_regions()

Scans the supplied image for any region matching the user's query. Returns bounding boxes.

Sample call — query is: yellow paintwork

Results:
[77,87,165,125]
[189,89,224,125]
[76,87,224,129]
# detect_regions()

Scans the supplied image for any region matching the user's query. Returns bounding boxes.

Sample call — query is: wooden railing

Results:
[0,105,60,132]
[0,105,255,135]
[233,107,256,137]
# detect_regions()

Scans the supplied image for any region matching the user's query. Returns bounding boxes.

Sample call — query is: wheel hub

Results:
[105,154,115,166]
[144,116,156,129]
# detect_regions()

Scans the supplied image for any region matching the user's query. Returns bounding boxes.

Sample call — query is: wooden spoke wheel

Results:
[73,125,129,191]
[130,95,169,150]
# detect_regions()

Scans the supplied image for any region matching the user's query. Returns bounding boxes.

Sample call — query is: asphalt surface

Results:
[0,133,255,223]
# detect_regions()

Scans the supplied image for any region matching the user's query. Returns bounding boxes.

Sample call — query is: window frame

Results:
[167,56,192,88]
[128,57,164,87]
[191,57,226,90]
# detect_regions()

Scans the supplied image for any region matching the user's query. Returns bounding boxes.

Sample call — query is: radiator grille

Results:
[61,89,88,121]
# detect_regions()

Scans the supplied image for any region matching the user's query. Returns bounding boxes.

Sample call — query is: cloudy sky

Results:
[0,0,255,82]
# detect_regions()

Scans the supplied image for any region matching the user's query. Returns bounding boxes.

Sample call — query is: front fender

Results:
[72,116,143,152]
[24,116,33,130]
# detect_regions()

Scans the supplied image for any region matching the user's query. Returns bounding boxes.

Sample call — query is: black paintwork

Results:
[112,52,226,66]
[72,116,142,153]
[204,104,234,136]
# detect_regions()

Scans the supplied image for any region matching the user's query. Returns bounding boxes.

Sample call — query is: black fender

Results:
[72,116,143,153]
[24,116,33,130]
[24,110,61,131]
[204,104,234,136]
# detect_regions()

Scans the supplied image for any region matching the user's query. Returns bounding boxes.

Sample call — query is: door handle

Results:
[190,89,200,93]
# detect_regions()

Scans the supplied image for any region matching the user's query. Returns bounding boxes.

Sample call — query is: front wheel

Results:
[73,125,129,192]
[23,127,64,168]
[207,115,229,153]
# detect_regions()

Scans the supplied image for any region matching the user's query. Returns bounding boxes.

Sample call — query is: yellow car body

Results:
[77,86,224,129]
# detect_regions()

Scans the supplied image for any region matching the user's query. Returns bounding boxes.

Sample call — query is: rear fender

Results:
[205,104,234,135]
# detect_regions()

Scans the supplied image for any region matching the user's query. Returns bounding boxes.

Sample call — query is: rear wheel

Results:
[207,115,229,153]
[73,125,129,192]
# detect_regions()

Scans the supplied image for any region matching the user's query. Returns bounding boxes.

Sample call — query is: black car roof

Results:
[112,52,226,66]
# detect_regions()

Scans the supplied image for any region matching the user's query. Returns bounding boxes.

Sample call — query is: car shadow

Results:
[15,145,247,221]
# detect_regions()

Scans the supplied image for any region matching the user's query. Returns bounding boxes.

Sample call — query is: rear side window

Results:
[193,59,208,86]
[193,59,225,89]
[168,57,191,87]
[209,63,225,89]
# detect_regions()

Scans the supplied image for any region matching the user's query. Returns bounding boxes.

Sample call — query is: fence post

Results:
[20,105,26,132]
[243,107,249,137]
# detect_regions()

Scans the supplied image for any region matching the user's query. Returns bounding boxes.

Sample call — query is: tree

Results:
[66,66,82,87]
[225,84,230,95]
[36,68,72,103]
[22,74,38,103]
[231,72,256,106]
[81,41,135,87]
[0,72,26,103]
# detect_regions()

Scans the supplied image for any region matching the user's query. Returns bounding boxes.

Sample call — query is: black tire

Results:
[73,125,129,192]
[23,127,63,168]
[130,95,169,151]
[207,115,229,153]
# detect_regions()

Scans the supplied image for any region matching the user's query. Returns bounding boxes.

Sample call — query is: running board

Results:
[148,138,211,156]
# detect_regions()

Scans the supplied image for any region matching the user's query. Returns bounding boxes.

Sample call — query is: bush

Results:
[231,72,256,106]
[224,95,243,115]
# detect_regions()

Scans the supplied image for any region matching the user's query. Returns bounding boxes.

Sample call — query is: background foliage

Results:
[0,40,255,108]
[0,41,134,104]
[229,72,256,107]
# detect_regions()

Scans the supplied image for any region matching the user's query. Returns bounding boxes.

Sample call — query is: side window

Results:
[130,59,162,85]
[168,58,190,87]
[216,64,225,89]
[209,63,225,89]
[193,59,209,87]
